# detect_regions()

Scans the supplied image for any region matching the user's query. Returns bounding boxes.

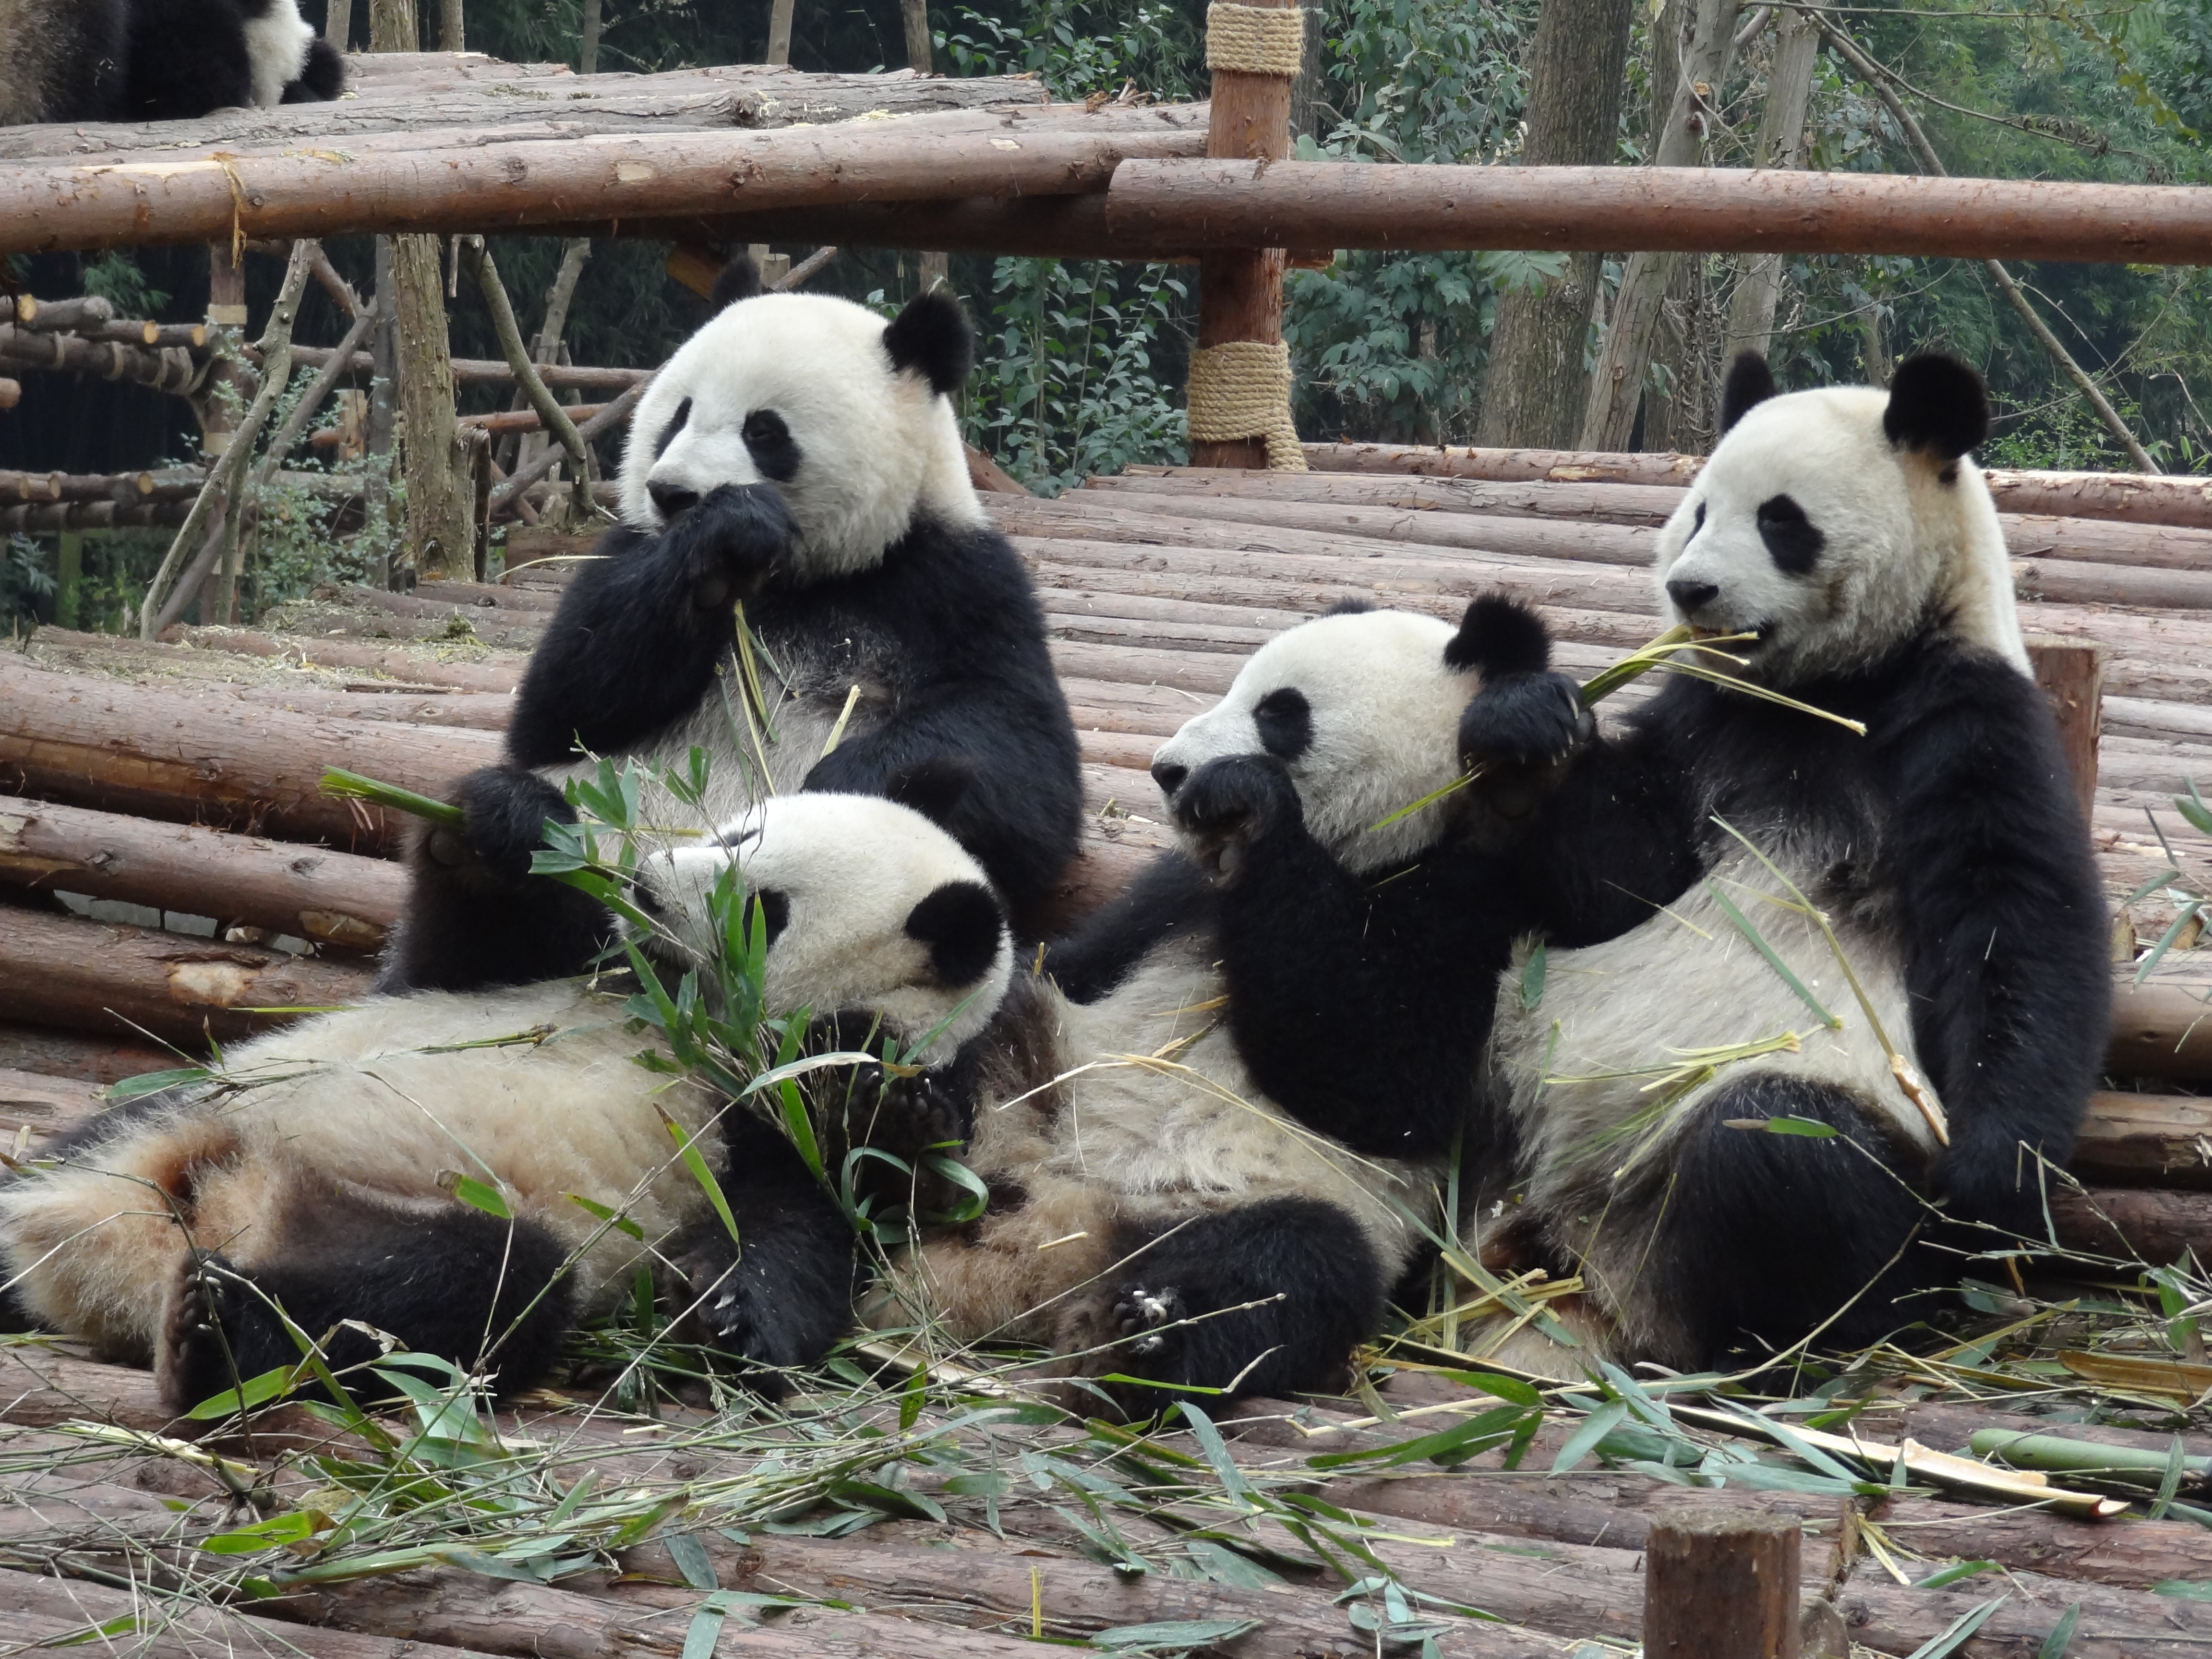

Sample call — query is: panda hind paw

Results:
[155,1253,253,1417]
[1113,1283,1185,1360]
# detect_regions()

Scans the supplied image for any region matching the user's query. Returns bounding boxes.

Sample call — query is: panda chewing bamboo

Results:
[1454,353,2109,1373]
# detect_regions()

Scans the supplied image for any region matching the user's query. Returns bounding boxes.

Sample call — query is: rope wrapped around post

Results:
[1190,0,1307,471]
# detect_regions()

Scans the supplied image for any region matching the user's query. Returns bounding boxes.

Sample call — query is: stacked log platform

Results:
[4,459,2212,1653]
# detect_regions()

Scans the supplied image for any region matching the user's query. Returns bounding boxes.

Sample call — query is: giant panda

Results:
[0,0,342,126]
[858,601,1544,1405]
[1452,353,2110,1374]
[0,793,1011,1412]
[379,264,1081,994]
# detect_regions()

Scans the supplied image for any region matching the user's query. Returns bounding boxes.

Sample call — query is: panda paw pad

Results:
[1114,1283,1184,1358]
[1173,757,1298,878]
[1456,671,1591,771]
[878,1067,969,1158]
[156,1252,247,1416]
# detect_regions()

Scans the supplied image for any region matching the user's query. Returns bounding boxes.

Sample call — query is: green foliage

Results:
[79,250,168,317]
[939,0,1204,99]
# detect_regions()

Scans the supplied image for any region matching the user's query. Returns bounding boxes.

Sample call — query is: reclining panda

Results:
[0,793,1011,1411]
[381,262,1081,992]
[1454,354,2109,1373]
[0,0,343,126]
[860,601,1547,1402]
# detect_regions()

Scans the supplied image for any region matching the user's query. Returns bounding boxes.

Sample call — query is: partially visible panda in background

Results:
[380,261,1081,994]
[861,601,1545,1405]
[0,793,1011,1412]
[0,0,343,126]
[1454,353,2109,1375]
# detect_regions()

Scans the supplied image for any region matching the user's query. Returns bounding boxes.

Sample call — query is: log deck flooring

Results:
[2,451,2212,1653]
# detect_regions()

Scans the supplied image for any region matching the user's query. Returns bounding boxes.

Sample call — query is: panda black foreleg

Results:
[1172,755,1490,1158]
[157,1196,576,1415]
[1062,1197,1384,1410]
[1632,1075,1930,1371]
[377,766,607,992]
[506,489,798,769]
[667,1115,854,1397]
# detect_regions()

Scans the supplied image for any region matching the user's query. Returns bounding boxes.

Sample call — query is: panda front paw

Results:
[155,1252,282,1416]
[1455,672,1593,828]
[672,1228,843,1395]
[1172,756,1300,882]
[421,767,577,890]
[1113,1283,1185,1359]
[670,483,799,611]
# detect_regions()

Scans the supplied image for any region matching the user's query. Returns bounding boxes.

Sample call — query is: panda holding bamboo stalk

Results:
[1454,353,2110,1374]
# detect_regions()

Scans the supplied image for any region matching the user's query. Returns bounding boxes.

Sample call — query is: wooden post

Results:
[363,238,398,589]
[439,0,464,52]
[368,0,416,50]
[325,0,353,47]
[2026,634,2105,827]
[1191,0,1300,470]
[1644,1504,1800,1659]
[767,0,795,66]
[390,232,473,581]
[579,0,601,73]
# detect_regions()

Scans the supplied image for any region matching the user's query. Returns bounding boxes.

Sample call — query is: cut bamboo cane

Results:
[0,794,404,950]
[0,899,370,1044]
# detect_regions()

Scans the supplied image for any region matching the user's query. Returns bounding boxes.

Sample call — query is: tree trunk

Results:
[579,0,601,74]
[901,0,931,72]
[325,0,353,47]
[1578,0,1743,449]
[767,0,794,65]
[1722,6,1819,361]
[367,0,416,52]
[439,0,463,52]
[1472,0,1636,448]
[390,231,473,580]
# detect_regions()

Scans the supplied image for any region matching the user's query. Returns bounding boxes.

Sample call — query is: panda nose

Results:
[649,481,701,520]
[1666,577,1720,614]
[1150,758,1189,797]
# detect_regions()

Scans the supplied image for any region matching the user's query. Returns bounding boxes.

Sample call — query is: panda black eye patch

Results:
[745,888,791,950]
[1755,493,1825,577]
[742,409,802,483]
[652,397,693,460]
[1252,686,1313,761]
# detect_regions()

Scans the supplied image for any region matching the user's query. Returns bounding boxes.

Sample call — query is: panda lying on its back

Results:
[1456,354,2109,1373]
[0,794,1010,1411]
[862,602,1540,1404]
[0,0,342,126]
[381,262,1081,992]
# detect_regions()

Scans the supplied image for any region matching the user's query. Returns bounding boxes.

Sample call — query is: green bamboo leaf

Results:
[1551,1401,1627,1474]
[1519,943,1547,1011]
[657,1105,740,1246]
[566,1192,645,1241]
[437,1170,511,1219]
[1915,1560,1998,1589]
[2038,1602,2082,1658]
[1705,879,1840,1029]
[319,767,463,828]
[184,1363,304,1420]
[1905,1597,2008,1659]
[103,1066,209,1102]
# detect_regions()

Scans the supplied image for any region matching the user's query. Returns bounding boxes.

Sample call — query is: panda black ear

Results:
[1321,598,1373,617]
[710,257,764,310]
[905,881,1004,987]
[884,290,974,396]
[885,756,980,831]
[1719,352,1779,435]
[1883,352,1989,461]
[1446,593,1550,677]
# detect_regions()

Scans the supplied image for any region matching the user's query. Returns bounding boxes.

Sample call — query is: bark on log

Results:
[227,685,519,729]
[1104,158,2212,266]
[158,627,524,693]
[1304,443,2212,531]
[0,108,1209,255]
[2025,636,2103,825]
[284,346,649,392]
[2107,959,2212,1078]
[0,1023,172,1084]
[2072,1091,2212,1189]
[460,402,609,433]
[2051,1185,2212,1265]
[0,900,370,1044]
[0,657,499,853]
[0,794,404,950]
[0,325,199,392]
[0,1067,104,1142]
[0,501,190,532]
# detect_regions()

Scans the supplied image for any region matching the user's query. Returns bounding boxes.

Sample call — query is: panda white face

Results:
[1654,355,2024,688]
[621,292,986,579]
[630,793,1012,1063]
[240,0,316,107]
[1148,608,1477,874]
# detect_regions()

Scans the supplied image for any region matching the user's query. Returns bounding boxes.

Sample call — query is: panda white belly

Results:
[0,983,716,1360]
[1491,846,1934,1196]
[873,938,1435,1347]
[546,644,878,826]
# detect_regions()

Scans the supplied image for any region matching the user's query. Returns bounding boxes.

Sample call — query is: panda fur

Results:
[862,602,1538,1403]
[0,793,1010,1411]
[380,264,1081,994]
[1455,354,2109,1373]
[0,0,342,125]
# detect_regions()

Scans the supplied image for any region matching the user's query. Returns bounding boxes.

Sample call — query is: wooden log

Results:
[0,900,369,1044]
[159,626,524,693]
[1643,1506,1798,1659]
[7,294,114,332]
[286,345,649,391]
[0,1023,171,1084]
[0,107,1210,255]
[1304,442,2212,532]
[0,794,404,950]
[0,1067,104,1142]
[2026,636,2104,824]
[228,685,518,730]
[2107,958,2212,1078]
[630,192,1132,258]
[1094,463,1687,525]
[2071,1091,2212,1189]
[0,468,158,501]
[2051,1185,2212,1264]
[0,325,198,392]
[458,401,609,434]
[0,657,499,854]
[0,501,192,532]
[1105,157,2212,265]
